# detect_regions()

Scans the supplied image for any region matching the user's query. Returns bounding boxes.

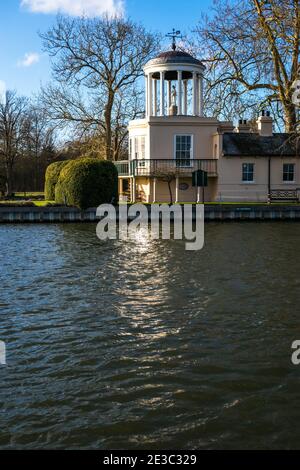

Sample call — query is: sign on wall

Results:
[192,170,208,188]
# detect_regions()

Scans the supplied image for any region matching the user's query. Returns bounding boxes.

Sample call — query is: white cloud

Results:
[20,0,124,17]
[0,81,6,101]
[17,52,40,68]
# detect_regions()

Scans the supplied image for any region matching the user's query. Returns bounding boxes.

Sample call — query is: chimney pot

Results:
[257,112,273,136]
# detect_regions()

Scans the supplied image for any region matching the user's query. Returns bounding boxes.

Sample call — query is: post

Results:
[197,186,201,203]
[153,177,157,203]
[132,177,136,203]
[268,157,271,203]
[178,71,182,115]
[160,71,165,116]
[193,72,198,116]
[176,177,179,203]
[118,179,123,198]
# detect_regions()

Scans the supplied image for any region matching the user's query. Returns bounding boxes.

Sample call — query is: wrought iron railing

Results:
[114,159,218,177]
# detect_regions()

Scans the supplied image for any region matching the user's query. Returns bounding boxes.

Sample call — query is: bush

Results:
[44,161,70,201]
[55,158,118,210]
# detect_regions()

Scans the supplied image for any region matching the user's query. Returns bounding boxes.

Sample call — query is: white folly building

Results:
[115,44,299,204]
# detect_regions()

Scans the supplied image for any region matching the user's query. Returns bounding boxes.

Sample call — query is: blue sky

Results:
[0,0,213,97]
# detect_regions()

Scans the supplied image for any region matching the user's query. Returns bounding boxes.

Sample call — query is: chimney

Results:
[234,118,251,133]
[257,110,273,136]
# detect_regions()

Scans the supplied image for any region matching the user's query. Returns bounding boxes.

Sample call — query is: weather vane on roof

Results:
[166,29,183,51]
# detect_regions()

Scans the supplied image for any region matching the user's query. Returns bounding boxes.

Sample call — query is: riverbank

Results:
[1,204,300,222]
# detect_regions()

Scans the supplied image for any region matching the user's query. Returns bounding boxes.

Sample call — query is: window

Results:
[140,136,145,160]
[242,163,254,182]
[283,163,295,182]
[133,136,146,168]
[175,135,193,167]
[134,136,146,160]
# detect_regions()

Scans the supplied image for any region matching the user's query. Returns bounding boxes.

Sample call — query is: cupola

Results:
[143,33,205,118]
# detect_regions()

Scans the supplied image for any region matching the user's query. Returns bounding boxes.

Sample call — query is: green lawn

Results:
[0,200,55,207]
[33,201,56,207]
[15,192,45,198]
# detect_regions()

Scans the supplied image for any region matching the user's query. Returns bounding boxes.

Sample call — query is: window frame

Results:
[242,163,255,183]
[133,135,146,166]
[283,163,295,183]
[174,134,194,168]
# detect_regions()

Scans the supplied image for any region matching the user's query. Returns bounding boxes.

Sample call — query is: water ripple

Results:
[1,223,300,449]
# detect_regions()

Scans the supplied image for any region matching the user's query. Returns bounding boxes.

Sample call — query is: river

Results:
[1,222,300,449]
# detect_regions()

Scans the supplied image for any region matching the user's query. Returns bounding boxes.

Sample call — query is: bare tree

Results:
[23,104,56,188]
[196,0,300,131]
[152,170,177,204]
[40,15,159,160]
[0,91,28,196]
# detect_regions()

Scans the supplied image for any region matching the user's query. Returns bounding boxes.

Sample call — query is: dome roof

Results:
[145,50,205,68]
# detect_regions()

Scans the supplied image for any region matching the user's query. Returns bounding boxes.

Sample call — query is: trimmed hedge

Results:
[44,161,70,201]
[55,158,118,210]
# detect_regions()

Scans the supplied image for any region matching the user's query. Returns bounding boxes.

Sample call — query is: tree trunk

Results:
[284,102,297,133]
[167,181,173,205]
[104,93,114,161]
[5,163,14,198]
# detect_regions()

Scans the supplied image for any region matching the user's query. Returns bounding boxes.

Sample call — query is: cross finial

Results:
[166,29,182,51]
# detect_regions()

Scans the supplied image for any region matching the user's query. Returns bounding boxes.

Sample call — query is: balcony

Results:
[114,159,218,178]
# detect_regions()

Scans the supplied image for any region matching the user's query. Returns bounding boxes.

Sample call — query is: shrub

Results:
[55,158,118,210]
[44,161,70,201]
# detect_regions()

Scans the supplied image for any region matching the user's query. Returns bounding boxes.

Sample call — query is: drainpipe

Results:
[268,157,271,203]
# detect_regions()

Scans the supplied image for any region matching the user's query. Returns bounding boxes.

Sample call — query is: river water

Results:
[1,222,300,449]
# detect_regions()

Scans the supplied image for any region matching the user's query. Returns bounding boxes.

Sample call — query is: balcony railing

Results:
[114,159,218,177]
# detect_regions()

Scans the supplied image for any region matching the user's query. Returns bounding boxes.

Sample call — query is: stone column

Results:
[145,75,148,117]
[153,79,158,116]
[178,71,183,115]
[183,80,188,115]
[148,73,153,117]
[160,71,165,116]
[193,72,198,116]
[168,80,172,115]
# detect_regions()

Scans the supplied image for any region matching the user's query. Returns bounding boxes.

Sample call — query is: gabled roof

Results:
[222,133,299,157]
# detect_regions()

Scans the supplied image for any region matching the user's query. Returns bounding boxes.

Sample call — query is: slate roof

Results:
[145,50,204,68]
[222,133,298,157]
